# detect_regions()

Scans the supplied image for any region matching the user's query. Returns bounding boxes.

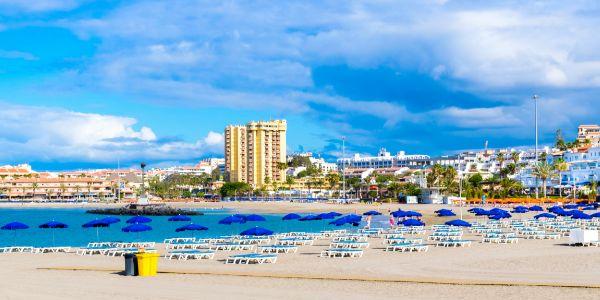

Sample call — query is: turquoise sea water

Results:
[0,208,357,247]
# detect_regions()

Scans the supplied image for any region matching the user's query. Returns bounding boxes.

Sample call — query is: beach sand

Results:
[1,201,599,299]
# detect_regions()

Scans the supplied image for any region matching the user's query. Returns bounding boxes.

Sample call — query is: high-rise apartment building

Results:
[225,120,287,187]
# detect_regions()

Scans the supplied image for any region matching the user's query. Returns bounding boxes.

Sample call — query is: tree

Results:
[555,129,567,151]
[499,178,523,198]
[496,152,505,170]
[32,182,39,200]
[589,181,598,202]
[211,168,221,181]
[285,176,295,190]
[325,173,340,191]
[553,158,569,198]
[533,162,554,198]
[219,182,252,198]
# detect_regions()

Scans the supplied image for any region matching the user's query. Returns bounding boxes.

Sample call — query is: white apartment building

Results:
[562,146,600,186]
[337,148,429,170]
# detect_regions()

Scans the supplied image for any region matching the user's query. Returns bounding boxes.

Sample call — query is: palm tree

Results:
[496,152,505,170]
[31,182,38,201]
[59,183,67,200]
[553,158,569,198]
[533,162,554,198]
[511,151,520,165]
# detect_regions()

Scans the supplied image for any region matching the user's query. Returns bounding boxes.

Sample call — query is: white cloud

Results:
[0,102,222,163]
[0,50,37,60]
[0,0,79,12]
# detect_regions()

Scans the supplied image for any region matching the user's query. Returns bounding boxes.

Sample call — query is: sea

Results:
[0,207,360,247]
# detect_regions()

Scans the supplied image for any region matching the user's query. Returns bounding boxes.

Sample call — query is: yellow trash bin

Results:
[136,252,159,276]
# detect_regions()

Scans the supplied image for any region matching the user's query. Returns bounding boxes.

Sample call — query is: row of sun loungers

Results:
[166,249,215,260]
[320,248,363,258]
[385,243,429,252]
[225,253,278,264]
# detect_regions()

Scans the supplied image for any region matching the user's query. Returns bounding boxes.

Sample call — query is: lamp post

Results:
[533,94,539,199]
[341,137,346,200]
[140,162,147,197]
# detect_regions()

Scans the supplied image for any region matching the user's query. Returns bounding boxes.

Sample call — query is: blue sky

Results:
[0,0,599,170]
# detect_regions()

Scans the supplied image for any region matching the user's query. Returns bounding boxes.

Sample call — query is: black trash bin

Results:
[124,253,138,276]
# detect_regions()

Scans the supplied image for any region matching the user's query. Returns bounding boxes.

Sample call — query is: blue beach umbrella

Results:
[176,223,208,232]
[563,204,579,209]
[437,210,456,217]
[244,214,266,222]
[100,217,121,224]
[39,221,68,246]
[570,211,591,220]
[2,221,29,246]
[219,215,247,225]
[400,219,425,227]
[590,212,600,218]
[512,207,529,213]
[168,214,192,222]
[317,212,338,219]
[528,205,544,212]
[404,211,422,218]
[126,216,152,224]
[1,221,29,230]
[122,223,152,233]
[282,213,302,221]
[38,221,68,229]
[534,213,557,219]
[299,214,322,221]
[239,226,274,236]
[82,219,111,241]
[445,219,472,227]
[363,210,381,216]
[391,210,407,218]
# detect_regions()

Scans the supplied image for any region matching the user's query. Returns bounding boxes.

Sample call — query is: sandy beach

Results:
[1,201,599,299]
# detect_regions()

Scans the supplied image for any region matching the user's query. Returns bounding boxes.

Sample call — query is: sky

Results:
[0,0,599,170]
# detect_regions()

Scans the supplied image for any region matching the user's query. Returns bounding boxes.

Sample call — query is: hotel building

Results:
[577,124,600,146]
[225,120,287,188]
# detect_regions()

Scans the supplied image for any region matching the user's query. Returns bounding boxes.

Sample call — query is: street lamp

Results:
[341,137,346,200]
[533,94,539,199]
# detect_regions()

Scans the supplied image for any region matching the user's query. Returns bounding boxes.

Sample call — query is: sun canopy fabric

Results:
[391,210,407,218]
[282,213,301,221]
[100,217,121,224]
[82,219,110,228]
[400,219,425,227]
[39,221,68,229]
[299,214,322,221]
[317,212,338,219]
[534,213,557,219]
[122,223,152,232]
[126,216,152,224]
[437,210,456,217]
[528,205,544,211]
[218,215,246,225]
[244,214,266,222]
[1,221,29,230]
[363,210,381,216]
[239,227,274,236]
[445,219,471,227]
[176,223,208,232]
[168,215,191,222]
[404,211,422,218]
[590,212,600,218]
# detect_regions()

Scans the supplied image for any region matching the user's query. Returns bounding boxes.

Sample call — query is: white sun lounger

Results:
[107,248,157,257]
[277,238,315,246]
[164,237,196,244]
[330,241,370,249]
[225,253,278,264]
[32,247,71,254]
[384,243,429,252]
[0,246,34,253]
[385,238,423,245]
[166,249,215,260]
[166,242,210,250]
[209,243,255,251]
[436,240,472,247]
[258,245,298,253]
[320,248,363,258]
